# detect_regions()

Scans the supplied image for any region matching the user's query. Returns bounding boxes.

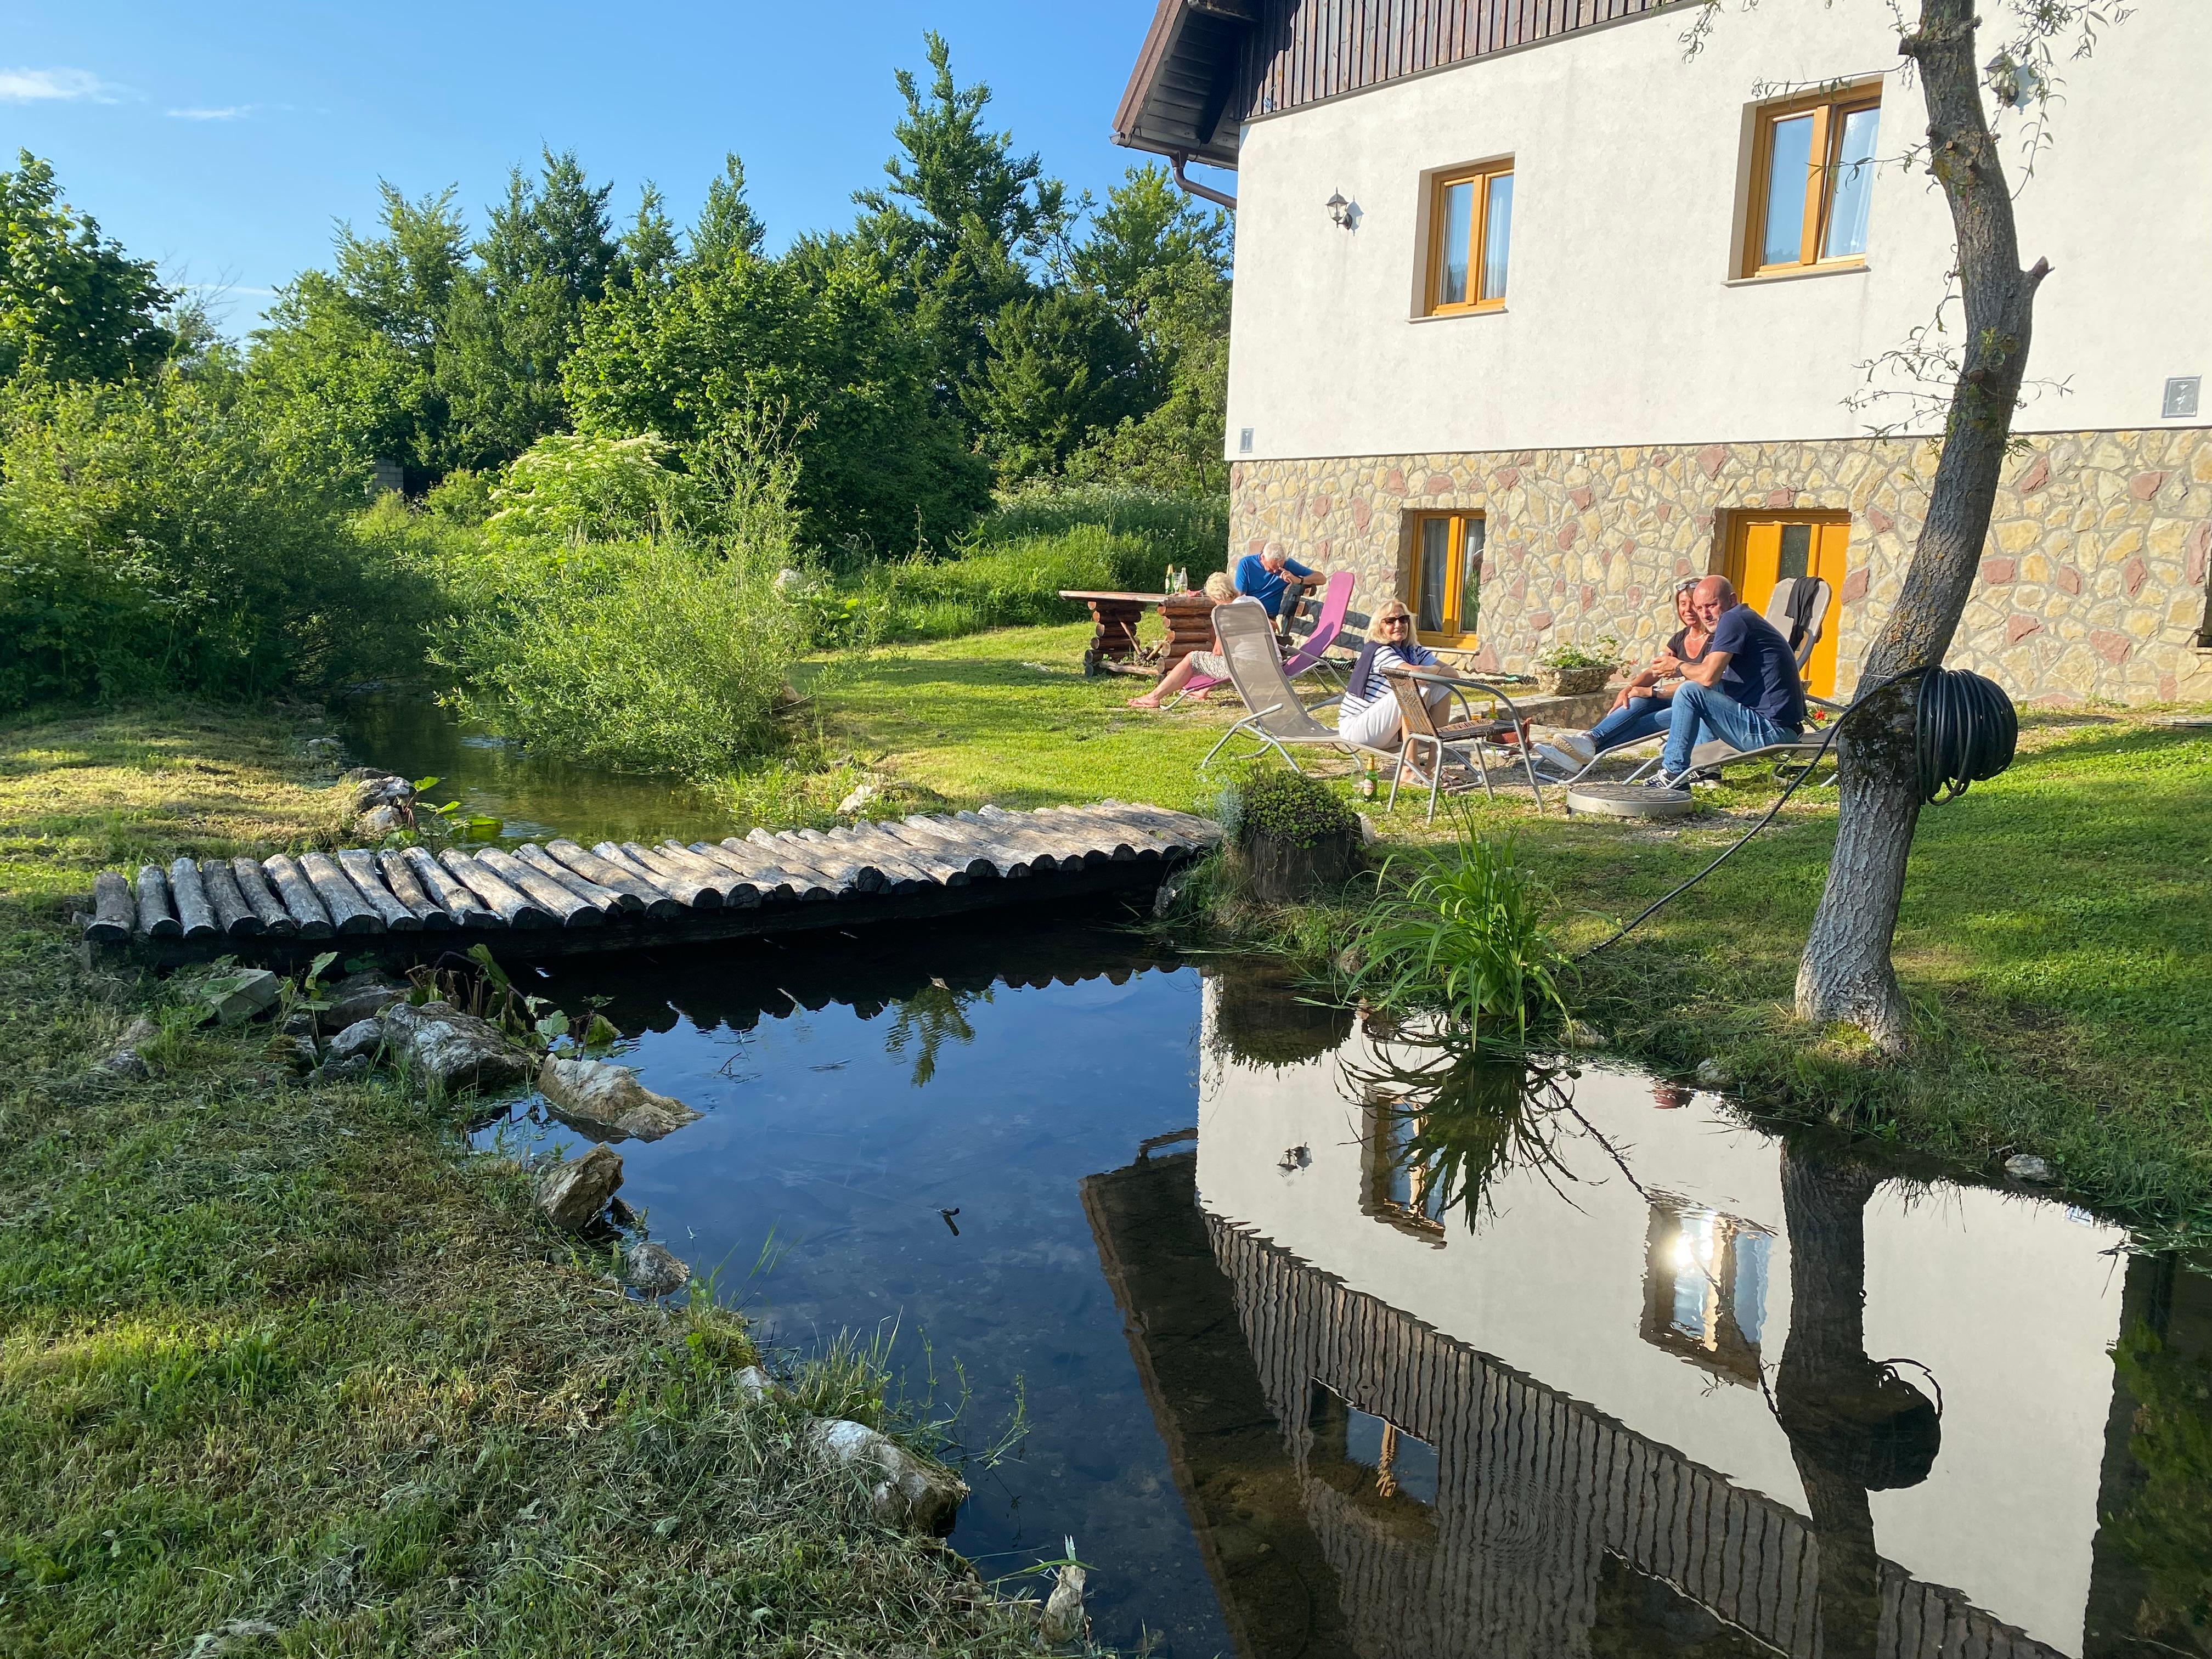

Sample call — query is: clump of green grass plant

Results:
[1345,815,1571,1046]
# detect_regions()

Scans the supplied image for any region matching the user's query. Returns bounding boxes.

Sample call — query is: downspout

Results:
[1169,149,1238,212]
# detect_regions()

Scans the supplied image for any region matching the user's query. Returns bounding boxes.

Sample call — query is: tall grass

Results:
[831,485,1230,645]
[1346,820,1571,1045]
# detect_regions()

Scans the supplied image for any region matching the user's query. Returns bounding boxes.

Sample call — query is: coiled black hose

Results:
[1915,665,2018,804]
[1578,663,2017,958]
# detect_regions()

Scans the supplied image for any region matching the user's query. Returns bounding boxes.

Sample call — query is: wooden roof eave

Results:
[1112,0,1247,171]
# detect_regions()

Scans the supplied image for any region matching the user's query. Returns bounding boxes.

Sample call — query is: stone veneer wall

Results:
[1227,428,2212,704]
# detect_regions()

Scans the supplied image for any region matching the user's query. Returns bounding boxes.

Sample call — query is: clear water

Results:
[472,930,2210,1659]
[349,701,2212,1659]
[334,691,738,849]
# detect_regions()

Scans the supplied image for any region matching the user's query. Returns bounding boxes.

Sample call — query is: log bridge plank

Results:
[87,803,1220,968]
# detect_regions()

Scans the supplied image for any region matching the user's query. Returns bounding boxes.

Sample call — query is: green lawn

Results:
[0,704,1045,1657]
[798,622,1246,811]
[805,629,2212,1232]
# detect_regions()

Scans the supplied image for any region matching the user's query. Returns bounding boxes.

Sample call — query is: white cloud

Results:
[166,105,251,121]
[0,66,122,104]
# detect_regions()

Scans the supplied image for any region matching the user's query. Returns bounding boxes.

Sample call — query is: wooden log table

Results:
[1059,589,1179,677]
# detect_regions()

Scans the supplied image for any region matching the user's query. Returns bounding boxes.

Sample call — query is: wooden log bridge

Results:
[81,801,1220,969]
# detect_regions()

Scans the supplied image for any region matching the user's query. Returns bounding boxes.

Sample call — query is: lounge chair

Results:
[1547,577,1840,806]
[1383,665,1548,821]
[1198,597,1400,776]
[1173,571,1356,706]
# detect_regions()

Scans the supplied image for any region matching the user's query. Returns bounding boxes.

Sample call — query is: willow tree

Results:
[1737,0,2128,1053]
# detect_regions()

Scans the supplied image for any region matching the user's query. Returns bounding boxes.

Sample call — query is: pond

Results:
[334,690,740,850]
[470,921,2211,1659]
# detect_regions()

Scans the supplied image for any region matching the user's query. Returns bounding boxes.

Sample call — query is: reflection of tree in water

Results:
[2103,1320,2212,1657]
[883,978,991,1087]
[1344,1027,1592,1235]
[1210,960,1355,1070]
[1774,1149,1942,1659]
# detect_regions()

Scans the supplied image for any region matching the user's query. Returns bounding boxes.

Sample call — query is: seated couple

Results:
[1127,544,1329,709]
[1542,574,1805,786]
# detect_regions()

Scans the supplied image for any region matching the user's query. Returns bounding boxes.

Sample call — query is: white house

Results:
[1115,0,2212,703]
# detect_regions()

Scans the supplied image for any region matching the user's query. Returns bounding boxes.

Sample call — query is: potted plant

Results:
[1532,636,1620,697]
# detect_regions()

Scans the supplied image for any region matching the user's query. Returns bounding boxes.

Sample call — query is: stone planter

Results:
[1536,663,1614,697]
[1244,823,1362,904]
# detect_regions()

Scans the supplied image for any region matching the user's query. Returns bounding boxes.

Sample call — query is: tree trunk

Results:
[1796,0,2051,1052]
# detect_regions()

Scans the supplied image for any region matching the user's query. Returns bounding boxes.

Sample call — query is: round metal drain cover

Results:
[1567,781,1694,819]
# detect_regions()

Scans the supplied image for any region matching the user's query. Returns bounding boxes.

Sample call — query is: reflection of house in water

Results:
[1084,983,2208,1659]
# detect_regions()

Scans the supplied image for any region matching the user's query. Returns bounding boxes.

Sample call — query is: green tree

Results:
[691,153,767,269]
[1063,165,1233,496]
[0,151,176,384]
[249,184,465,482]
[565,243,989,552]
[851,33,1068,428]
[963,289,1150,483]
[436,148,620,469]
[618,183,682,290]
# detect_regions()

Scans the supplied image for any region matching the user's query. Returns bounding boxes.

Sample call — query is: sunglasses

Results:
[1382,615,1411,627]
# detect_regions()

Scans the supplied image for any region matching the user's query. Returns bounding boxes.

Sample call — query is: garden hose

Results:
[1577,663,2017,958]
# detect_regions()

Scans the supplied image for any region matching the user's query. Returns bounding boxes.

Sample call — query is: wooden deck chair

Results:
[1198,598,1400,775]
[1383,665,1549,821]
[1174,571,1357,705]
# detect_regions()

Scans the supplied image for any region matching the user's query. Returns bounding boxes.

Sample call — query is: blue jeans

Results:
[1661,681,1799,776]
[1588,696,1672,754]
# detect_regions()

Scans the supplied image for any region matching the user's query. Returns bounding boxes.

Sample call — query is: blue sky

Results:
[0,1,1209,335]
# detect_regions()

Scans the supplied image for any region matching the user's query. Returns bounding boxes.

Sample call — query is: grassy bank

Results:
[791,625,2212,1234]
[0,706,1048,1655]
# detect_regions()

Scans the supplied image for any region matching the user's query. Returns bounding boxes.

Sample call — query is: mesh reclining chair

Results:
[1198,598,1401,775]
[1384,665,1548,821]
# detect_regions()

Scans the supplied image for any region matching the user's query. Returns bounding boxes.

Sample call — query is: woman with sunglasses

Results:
[1335,599,1446,753]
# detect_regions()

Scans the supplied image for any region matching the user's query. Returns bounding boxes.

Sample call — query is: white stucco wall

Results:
[1224,0,2212,460]
[1194,990,2131,1654]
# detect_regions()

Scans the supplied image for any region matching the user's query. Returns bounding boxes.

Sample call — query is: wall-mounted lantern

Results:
[1326,191,1356,230]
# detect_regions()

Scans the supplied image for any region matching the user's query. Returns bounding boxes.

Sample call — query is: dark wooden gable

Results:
[1115,0,1676,168]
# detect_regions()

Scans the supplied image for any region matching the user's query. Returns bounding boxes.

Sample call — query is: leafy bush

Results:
[432,428,810,777]
[486,432,697,544]
[1534,635,1621,672]
[1346,823,1571,1044]
[1233,767,1359,850]
[0,370,437,708]
[435,537,804,777]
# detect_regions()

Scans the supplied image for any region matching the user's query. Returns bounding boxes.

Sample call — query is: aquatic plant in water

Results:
[1346,816,1570,1043]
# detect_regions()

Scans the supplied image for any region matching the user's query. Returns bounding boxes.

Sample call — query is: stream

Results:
[340,696,2211,1659]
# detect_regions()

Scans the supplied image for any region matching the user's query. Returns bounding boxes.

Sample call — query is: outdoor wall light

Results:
[1325,191,1356,229]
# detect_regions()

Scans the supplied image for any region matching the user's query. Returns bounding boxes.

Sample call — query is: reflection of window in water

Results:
[1359,1091,1448,1244]
[1640,1197,1772,1387]
[1307,1381,1441,1511]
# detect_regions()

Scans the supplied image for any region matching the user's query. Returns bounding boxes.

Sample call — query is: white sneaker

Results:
[1554,731,1599,766]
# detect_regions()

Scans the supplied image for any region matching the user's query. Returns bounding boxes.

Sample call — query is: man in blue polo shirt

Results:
[1232,542,1323,618]
[1654,575,1807,785]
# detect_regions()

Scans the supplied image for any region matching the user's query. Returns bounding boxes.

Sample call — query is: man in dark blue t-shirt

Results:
[1232,543,1321,618]
[1655,575,1807,784]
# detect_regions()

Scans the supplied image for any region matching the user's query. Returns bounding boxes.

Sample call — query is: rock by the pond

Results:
[281,1010,317,1039]
[276,1034,320,1075]
[347,773,414,811]
[309,1053,373,1085]
[325,1018,386,1067]
[837,779,882,816]
[358,804,405,836]
[1040,1561,1088,1645]
[97,1016,158,1080]
[734,1365,776,1404]
[1564,1018,1603,1050]
[2005,1153,2056,1183]
[621,1240,692,1297]
[323,971,409,1029]
[805,1418,968,1533]
[1694,1058,1730,1089]
[382,1000,532,1094]
[201,968,281,1026]
[537,1145,624,1232]
[537,1055,701,1142]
